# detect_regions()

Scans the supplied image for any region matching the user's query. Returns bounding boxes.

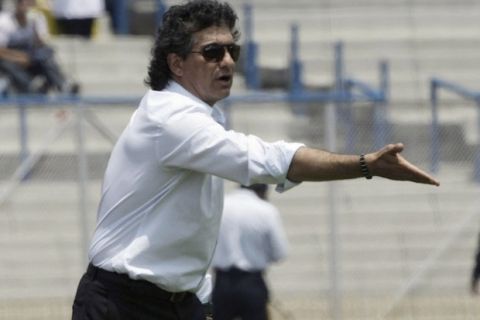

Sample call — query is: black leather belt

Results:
[86,263,191,303]
[215,267,263,277]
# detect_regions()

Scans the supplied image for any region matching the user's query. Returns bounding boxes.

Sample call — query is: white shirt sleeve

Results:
[0,13,14,47]
[156,111,304,187]
[30,10,50,42]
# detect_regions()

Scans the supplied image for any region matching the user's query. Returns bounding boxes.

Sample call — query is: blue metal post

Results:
[155,0,167,29]
[334,41,355,153]
[334,41,344,93]
[430,79,440,173]
[116,0,129,35]
[289,23,303,95]
[372,101,383,150]
[328,46,343,317]
[379,61,389,100]
[243,4,259,89]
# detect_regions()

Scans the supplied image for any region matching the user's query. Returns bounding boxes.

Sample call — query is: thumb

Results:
[380,143,404,156]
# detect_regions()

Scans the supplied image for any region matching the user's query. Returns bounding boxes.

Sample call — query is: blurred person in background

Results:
[471,233,480,294]
[71,1,439,320]
[104,0,118,34]
[0,0,78,94]
[52,0,104,39]
[211,184,288,320]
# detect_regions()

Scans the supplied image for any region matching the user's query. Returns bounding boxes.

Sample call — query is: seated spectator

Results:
[0,0,79,95]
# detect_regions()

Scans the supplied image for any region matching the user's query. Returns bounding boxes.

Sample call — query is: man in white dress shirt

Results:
[212,184,288,320]
[71,0,439,319]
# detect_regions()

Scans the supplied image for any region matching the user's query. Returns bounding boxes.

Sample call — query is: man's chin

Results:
[218,88,232,99]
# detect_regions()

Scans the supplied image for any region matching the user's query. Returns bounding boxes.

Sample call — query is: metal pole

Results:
[116,0,129,35]
[289,23,303,94]
[1,116,72,209]
[326,103,341,320]
[75,103,90,267]
[334,42,344,92]
[335,41,354,154]
[373,101,383,150]
[328,40,343,320]
[379,61,389,100]
[474,98,480,183]
[243,3,259,89]
[430,79,440,173]
[155,0,167,29]
[378,61,390,148]
[18,103,30,180]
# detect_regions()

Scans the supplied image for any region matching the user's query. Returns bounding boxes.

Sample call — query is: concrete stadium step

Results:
[51,36,247,96]
[249,6,480,41]
[51,36,152,96]
[241,2,480,110]
[285,228,477,254]
[271,260,474,283]
[0,276,80,299]
[283,240,476,267]
[0,106,134,154]
[225,0,478,8]
[284,216,479,237]
[269,271,473,295]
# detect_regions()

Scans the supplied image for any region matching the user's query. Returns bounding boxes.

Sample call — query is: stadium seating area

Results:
[1,0,480,318]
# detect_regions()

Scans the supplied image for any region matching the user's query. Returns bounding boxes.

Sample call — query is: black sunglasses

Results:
[191,43,241,62]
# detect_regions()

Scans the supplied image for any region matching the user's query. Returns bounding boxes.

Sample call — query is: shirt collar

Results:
[164,80,227,127]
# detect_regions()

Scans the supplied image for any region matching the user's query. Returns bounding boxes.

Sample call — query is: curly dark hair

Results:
[145,0,240,91]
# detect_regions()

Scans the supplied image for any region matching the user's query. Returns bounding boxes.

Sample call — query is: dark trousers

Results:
[56,18,95,38]
[212,268,269,320]
[0,47,66,94]
[0,59,32,93]
[72,264,204,320]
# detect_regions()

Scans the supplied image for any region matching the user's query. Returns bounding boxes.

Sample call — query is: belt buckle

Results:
[169,292,187,303]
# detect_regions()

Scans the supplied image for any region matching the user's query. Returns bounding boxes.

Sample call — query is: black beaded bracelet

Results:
[359,154,372,180]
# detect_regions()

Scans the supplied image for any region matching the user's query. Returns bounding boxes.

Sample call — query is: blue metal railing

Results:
[243,4,260,89]
[5,2,391,170]
[241,3,390,152]
[344,61,390,150]
[430,78,480,182]
[289,23,303,94]
[336,43,390,151]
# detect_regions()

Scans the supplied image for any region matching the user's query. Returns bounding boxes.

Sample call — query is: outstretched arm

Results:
[287,143,440,186]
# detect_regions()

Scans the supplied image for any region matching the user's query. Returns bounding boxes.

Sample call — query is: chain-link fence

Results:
[0,103,132,319]
[1,92,479,319]
[228,96,480,320]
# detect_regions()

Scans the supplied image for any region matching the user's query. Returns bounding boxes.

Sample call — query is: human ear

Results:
[167,53,184,77]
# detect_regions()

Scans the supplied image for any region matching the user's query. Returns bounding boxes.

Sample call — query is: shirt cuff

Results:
[275,142,304,193]
[276,178,301,193]
[195,273,212,303]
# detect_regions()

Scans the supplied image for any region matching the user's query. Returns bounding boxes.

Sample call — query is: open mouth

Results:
[218,75,232,82]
